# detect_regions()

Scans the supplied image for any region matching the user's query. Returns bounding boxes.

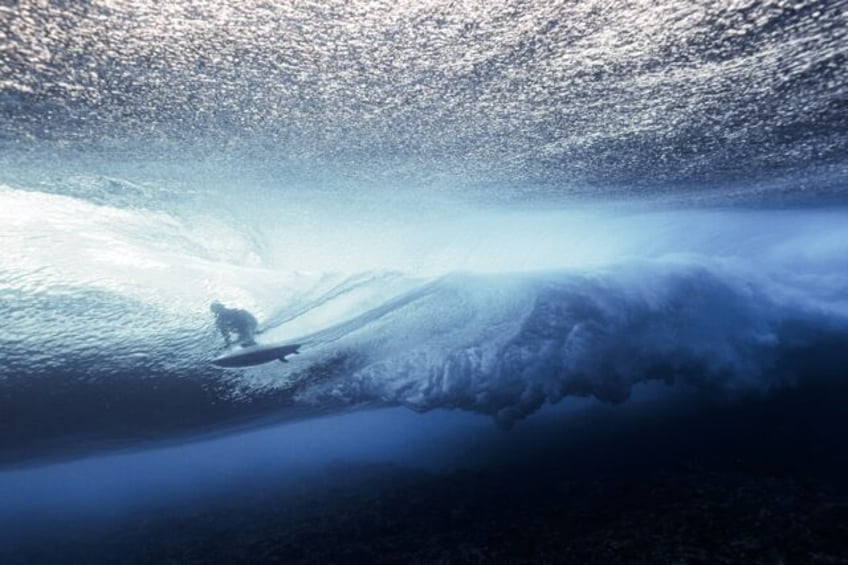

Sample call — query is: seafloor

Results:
[6,387,848,564]
[9,461,848,564]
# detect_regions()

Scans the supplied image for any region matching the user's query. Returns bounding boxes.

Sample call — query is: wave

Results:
[282,258,848,427]
[2,182,847,462]
[5,252,846,464]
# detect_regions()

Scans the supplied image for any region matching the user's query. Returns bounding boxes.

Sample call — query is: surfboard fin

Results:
[278,346,300,363]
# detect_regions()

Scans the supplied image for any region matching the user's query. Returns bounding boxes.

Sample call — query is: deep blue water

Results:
[1,1,848,562]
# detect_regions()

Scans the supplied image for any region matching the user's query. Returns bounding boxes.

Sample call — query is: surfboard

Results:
[211,342,302,368]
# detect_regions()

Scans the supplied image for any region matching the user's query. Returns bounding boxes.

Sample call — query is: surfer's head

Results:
[210,301,225,314]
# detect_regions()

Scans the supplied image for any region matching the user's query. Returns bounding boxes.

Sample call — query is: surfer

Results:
[210,301,259,347]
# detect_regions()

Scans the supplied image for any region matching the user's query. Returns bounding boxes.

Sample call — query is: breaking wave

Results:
[4,249,847,440]
[283,258,848,427]
[1,180,847,460]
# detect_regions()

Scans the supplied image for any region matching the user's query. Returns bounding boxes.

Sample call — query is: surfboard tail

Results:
[278,345,301,363]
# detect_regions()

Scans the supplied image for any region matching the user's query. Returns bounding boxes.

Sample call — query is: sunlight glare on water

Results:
[2,0,846,202]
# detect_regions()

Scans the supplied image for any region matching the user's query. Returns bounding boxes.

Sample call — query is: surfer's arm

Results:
[217,324,232,345]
